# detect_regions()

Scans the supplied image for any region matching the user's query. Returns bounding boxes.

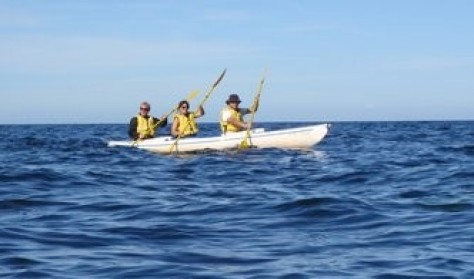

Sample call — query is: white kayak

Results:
[108,123,330,154]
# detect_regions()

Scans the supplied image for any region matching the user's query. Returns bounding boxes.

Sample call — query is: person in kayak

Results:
[220,94,258,134]
[128,101,168,140]
[171,100,205,138]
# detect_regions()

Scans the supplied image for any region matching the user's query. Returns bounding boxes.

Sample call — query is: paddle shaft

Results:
[240,73,266,148]
[198,69,227,108]
[153,90,200,129]
[170,69,227,154]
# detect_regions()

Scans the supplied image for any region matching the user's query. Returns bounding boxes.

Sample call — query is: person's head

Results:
[177,100,189,114]
[226,94,241,108]
[139,101,151,116]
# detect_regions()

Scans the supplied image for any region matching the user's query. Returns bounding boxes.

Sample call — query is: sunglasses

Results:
[140,107,150,111]
[180,106,188,109]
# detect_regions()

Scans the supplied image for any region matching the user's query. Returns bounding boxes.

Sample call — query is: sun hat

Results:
[226,94,241,104]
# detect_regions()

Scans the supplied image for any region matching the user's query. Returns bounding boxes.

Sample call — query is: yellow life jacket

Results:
[220,107,243,134]
[136,114,155,138]
[174,113,198,137]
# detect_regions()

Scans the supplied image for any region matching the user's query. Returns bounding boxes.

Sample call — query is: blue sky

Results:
[1,0,473,124]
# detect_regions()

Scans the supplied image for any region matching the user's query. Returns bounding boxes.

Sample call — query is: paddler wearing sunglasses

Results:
[128,101,168,140]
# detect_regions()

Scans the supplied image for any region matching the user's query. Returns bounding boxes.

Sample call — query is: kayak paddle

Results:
[170,69,227,154]
[239,71,267,149]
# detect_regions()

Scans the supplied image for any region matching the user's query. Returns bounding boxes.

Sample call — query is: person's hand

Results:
[254,100,259,112]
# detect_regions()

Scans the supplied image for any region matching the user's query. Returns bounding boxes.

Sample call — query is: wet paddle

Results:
[239,72,266,149]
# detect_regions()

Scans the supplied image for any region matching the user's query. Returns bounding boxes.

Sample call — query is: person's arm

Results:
[194,105,205,118]
[222,109,248,130]
[227,115,249,130]
[128,117,138,139]
[153,115,168,127]
[171,117,180,137]
[248,99,259,113]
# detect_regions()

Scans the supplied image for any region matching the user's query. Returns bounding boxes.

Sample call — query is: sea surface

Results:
[1,121,473,278]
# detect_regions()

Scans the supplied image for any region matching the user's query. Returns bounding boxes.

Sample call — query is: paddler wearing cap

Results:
[220,94,258,134]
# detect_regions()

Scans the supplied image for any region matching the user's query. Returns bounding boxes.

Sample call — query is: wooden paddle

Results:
[239,72,267,149]
[170,69,227,154]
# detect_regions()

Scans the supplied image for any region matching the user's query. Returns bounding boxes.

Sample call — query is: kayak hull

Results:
[108,123,329,154]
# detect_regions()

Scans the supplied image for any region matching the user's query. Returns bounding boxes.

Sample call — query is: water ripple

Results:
[1,122,473,278]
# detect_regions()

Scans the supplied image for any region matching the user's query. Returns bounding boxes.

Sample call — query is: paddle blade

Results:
[239,132,252,149]
[239,139,249,149]
[186,90,200,102]
[213,69,227,88]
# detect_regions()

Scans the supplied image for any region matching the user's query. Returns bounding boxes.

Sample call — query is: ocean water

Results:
[1,121,473,278]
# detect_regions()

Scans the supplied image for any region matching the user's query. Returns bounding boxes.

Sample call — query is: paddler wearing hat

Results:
[220,94,258,134]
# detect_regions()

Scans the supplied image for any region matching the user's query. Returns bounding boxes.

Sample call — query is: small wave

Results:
[0,198,73,210]
[2,270,54,278]
[438,144,474,156]
[416,202,472,213]
[271,197,368,221]
[164,250,274,265]
[316,170,376,184]
[0,167,71,184]
[443,170,474,180]
[0,256,43,268]
[102,224,200,241]
[399,190,431,199]
[274,197,338,210]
